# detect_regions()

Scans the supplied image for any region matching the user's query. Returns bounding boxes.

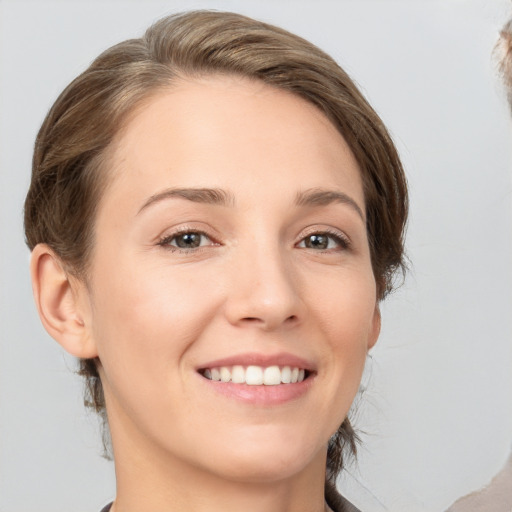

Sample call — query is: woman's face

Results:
[82,76,380,483]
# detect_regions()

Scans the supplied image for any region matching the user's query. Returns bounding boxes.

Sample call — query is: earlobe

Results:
[30,244,98,359]
[368,304,381,350]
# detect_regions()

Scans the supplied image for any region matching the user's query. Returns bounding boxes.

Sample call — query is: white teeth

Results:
[203,365,308,385]
[231,365,245,383]
[263,366,281,385]
[281,366,292,384]
[245,365,264,385]
[220,366,231,382]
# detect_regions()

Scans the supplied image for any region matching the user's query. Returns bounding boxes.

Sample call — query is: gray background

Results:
[1,1,511,511]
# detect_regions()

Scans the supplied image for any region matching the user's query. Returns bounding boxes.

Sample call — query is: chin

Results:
[211,454,315,484]
[195,427,327,484]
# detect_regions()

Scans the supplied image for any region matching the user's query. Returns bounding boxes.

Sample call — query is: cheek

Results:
[88,256,223,386]
[87,260,228,440]
[307,268,376,383]
[309,266,377,338]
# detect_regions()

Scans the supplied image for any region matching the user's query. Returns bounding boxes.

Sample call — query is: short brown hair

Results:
[24,10,408,482]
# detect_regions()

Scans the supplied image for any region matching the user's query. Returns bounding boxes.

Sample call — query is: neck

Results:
[109,420,329,512]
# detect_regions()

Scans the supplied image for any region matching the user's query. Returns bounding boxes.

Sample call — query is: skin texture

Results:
[31,76,380,512]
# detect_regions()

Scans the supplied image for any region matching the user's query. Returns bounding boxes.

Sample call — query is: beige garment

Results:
[446,452,512,512]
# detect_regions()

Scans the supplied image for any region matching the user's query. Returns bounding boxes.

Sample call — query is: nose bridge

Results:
[225,237,301,329]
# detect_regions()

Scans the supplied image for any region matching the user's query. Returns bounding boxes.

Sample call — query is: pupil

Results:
[307,234,328,249]
[176,233,201,248]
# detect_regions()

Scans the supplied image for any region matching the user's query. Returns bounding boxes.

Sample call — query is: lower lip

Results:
[198,374,314,406]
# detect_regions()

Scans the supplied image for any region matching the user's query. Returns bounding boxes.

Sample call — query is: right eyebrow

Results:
[137,187,235,215]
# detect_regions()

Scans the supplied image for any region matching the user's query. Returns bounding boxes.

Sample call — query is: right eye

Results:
[158,231,213,250]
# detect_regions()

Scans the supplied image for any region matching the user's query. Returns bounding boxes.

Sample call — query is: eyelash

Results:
[157,228,350,253]
[296,228,351,252]
[157,229,216,253]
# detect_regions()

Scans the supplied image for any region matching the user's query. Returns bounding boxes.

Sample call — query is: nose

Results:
[223,244,303,331]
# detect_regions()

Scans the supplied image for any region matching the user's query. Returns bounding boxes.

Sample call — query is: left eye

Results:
[297,233,345,250]
[160,231,212,249]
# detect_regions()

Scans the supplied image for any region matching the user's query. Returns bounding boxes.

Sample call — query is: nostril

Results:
[239,314,299,328]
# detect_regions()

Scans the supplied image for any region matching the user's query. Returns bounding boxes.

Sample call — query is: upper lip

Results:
[197,352,316,372]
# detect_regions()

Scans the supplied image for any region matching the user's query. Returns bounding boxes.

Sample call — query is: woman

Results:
[24,11,407,512]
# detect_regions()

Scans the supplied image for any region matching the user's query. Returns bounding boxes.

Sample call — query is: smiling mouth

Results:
[199,365,311,386]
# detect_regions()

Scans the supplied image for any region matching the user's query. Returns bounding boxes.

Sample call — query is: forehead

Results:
[102,75,364,212]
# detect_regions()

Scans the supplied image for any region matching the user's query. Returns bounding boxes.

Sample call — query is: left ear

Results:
[367,304,381,350]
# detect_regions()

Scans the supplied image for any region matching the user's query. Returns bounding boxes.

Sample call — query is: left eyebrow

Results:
[295,188,365,221]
